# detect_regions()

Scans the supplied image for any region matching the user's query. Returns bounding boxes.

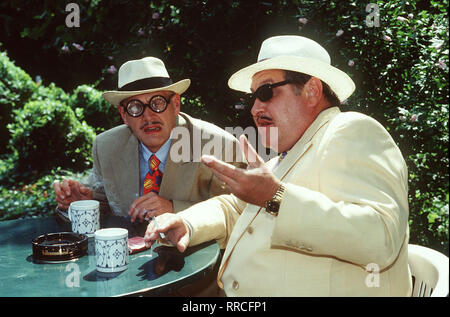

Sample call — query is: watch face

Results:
[267,200,280,213]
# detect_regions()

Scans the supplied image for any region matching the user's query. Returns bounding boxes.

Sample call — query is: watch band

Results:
[265,182,286,215]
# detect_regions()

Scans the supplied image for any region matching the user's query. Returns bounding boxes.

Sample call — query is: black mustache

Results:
[140,121,163,129]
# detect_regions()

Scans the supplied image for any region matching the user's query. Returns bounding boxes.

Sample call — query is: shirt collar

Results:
[139,138,172,165]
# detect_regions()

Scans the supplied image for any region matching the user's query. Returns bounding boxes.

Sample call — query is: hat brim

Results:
[228,56,355,102]
[102,79,191,106]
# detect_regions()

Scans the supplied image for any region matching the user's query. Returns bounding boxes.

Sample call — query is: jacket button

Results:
[232,280,239,290]
[247,226,254,234]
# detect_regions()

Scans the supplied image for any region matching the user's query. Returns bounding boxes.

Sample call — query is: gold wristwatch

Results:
[264,183,286,216]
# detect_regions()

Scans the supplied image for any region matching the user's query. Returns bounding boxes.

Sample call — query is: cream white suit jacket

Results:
[85,112,246,216]
[179,107,412,296]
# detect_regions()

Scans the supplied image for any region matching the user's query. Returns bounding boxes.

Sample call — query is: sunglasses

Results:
[244,80,292,105]
[122,94,174,117]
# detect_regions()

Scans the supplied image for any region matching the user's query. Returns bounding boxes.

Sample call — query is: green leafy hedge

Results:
[0,49,37,153]
[0,0,447,254]
[0,168,90,221]
[8,99,95,177]
[69,85,122,133]
[0,54,105,219]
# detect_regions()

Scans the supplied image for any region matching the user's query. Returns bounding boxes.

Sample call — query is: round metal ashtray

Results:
[32,232,88,263]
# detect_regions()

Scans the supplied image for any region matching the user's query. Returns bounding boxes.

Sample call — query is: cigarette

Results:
[151,216,166,240]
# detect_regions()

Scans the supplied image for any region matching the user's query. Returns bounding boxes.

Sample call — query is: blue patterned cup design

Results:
[68,200,100,236]
[95,228,129,273]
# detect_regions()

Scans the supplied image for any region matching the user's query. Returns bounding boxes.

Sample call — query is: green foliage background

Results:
[0,0,448,254]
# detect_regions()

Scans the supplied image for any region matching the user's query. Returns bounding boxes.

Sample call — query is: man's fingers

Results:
[144,214,188,250]
[54,179,79,200]
[130,192,157,209]
[53,180,65,200]
[239,134,265,168]
[61,179,74,196]
[144,219,167,246]
[201,155,244,181]
[79,185,92,198]
[176,230,190,253]
[128,192,157,221]
[144,225,158,248]
[202,155,243,190]
[140,207,156,223]
[129,207,143,223]
[53,179,93,212]
[142,209,152,222]
[210,168,237,190]
[129,195,146,213]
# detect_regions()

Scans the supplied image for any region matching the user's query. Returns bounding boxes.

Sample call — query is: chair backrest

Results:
[408,244,449,297]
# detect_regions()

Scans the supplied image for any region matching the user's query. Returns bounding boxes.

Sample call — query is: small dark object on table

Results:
[32,232,88,263]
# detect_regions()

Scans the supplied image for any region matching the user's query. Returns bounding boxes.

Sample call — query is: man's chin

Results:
[140,134,167,151]
[257,127,279,153]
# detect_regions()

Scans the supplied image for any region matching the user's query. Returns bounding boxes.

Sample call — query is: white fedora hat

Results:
[228,35,355,102]
[103,57,190,106]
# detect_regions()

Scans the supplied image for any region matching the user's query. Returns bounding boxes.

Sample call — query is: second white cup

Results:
[68,200,100,237]
[95,228,129,273]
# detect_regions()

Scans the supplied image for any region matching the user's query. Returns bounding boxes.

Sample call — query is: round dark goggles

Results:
[244,80,292,105]
[122,94,174,117]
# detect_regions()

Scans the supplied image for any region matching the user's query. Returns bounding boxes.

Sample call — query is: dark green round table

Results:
[0,216,220,297]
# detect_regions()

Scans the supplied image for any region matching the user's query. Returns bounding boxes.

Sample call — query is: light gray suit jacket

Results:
[85,112,246,216]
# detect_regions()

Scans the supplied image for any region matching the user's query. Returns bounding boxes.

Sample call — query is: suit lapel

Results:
[159,113,193,198]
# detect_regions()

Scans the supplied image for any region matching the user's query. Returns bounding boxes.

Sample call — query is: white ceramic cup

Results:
[68,200,100,237]
[94,228,129,273]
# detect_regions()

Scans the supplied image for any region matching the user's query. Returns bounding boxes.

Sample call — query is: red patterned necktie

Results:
[142,154,163,195]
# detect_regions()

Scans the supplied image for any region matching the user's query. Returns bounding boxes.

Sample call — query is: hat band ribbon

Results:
[118,77,173,91]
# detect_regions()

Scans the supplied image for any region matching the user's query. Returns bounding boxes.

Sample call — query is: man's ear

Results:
[304,77,323,108]
[117,105,129,125]
[172,94,181,116]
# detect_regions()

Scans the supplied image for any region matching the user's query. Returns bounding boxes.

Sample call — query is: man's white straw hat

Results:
[228,35,355,102]
[103,57,190,106]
